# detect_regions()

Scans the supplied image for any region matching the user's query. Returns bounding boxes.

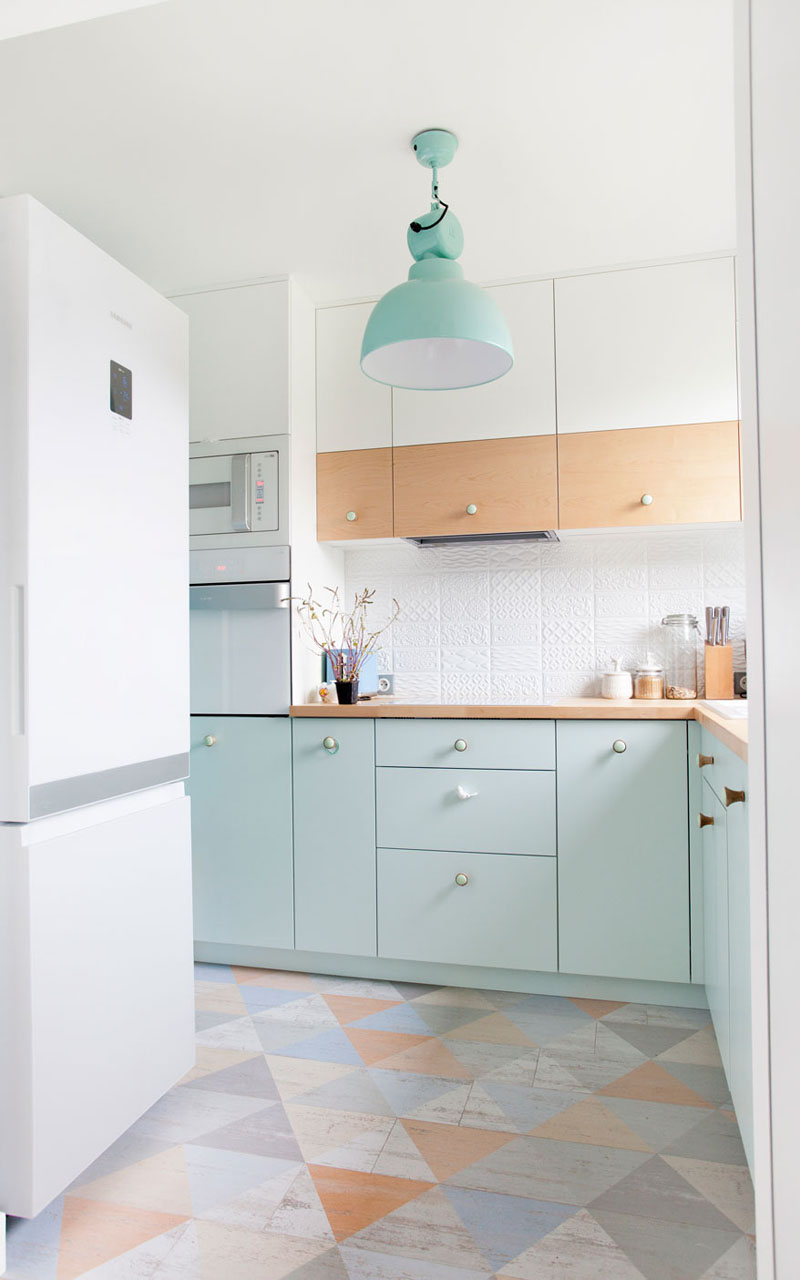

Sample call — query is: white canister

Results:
[601,657,633,700]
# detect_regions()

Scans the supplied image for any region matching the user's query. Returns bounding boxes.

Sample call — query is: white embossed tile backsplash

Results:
[343,527,746,703]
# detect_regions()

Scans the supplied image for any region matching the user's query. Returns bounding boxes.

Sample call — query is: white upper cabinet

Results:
[316,302,392,452]
[555,258,738,432]
[172,280,289,443]
[392,280,556,446]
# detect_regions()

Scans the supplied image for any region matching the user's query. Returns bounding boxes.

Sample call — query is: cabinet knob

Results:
[724,786,746,807]
[612,739,627,753]
[203,734,216,747]
[456,785,478,800]
[640,494,654,506]
[454,738,468,752]
[345,511,357,522]
[455,873,469,887]
[322,736,339,754]
[697,753,714,768]
[698,812,714,828]
[465,504,478,516]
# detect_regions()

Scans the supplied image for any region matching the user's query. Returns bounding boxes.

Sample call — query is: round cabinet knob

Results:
[454,738,468,752]
[465,504,478,516]
[345,511,357,522]
[203,734,216,747]
[724,786,746,807]
[640,494,654,506]
[612,739,627,753]
[697,753,714,768]
[698,812,715,828]
[455,873,469,887]
[322,736,339,754]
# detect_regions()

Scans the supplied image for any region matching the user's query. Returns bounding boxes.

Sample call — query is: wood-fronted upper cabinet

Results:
[172,281,290,443]
[316,302,391,452]
[555,258,738,433]
[393,435,557,538]
[391,280,556,446]
[317,447,393,540]
[557,420,742,529]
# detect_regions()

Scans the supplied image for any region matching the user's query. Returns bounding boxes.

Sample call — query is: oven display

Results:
[110,360,133,419]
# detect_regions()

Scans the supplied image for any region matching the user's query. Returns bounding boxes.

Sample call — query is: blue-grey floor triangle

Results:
[193,1101,303,1161]
[284,1245,352,1278]
[194,962,236,983]
[368,1068,465,1117]
[347,1003,435,1034]
[479,1081,588,1132]
[271,1027,365,1066]
[292,1069,395,1117]
[4,1195,63,1280]
[443,1185,579,1270]
[184,1053,279,1100]
[184,1144,300,1216]
[240,985,313,1013]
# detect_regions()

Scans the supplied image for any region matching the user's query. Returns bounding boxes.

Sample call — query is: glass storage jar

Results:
[661,613,700,699]
[633,653,665,699]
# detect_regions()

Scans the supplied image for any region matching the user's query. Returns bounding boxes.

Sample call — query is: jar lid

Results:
[661,613,699,627]
[603,656,628,676]
[637,652,664,673]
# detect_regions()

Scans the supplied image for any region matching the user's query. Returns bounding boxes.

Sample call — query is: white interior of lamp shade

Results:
[361,337,514,390]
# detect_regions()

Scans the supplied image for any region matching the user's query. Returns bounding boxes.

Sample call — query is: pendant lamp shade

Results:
[360,129,514,391]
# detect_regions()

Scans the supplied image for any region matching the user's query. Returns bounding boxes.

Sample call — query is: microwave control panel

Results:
[251,452,279,530]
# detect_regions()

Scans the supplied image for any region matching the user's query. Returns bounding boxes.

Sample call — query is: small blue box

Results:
[325,650,379,695]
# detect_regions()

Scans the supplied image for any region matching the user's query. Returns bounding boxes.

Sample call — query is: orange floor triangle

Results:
[444,1013,538,1047]
[597,1060,715,1107]
[233,967,316,991]
[323,994,402,1025]
[307,1164,434,1242]
[344,1028,433,1065]
[529,1096,652,1150]
[568,997,628,1019]
[57,1197,188,1280]
[372,1037,472,1078]
[401,1118,516,1180]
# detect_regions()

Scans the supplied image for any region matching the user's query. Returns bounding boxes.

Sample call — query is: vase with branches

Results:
[289,585,400,704]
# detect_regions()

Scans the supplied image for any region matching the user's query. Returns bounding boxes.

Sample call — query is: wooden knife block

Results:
[704,643,734,699]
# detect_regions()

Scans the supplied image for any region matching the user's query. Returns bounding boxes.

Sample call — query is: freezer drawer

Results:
[0,788,193,1219]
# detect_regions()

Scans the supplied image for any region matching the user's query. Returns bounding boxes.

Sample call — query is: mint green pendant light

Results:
[361,129,513,390]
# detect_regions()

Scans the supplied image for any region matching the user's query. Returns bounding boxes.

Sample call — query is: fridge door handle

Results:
[230,454,251,532]
[11,584,25,734]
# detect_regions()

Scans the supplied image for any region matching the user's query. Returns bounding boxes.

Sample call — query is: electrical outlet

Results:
[734,670,747,698]
[377,674,394,695]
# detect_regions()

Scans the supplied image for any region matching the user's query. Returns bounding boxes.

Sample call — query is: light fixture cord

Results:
[409,164,449,235]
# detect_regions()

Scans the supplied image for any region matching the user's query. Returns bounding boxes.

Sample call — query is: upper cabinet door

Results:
[316,302,392,452]
[555,258,738,432]
[392,280,556,446]
[173,281,289,443]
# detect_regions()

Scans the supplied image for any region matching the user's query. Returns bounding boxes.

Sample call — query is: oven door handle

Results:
[230,454,252,532]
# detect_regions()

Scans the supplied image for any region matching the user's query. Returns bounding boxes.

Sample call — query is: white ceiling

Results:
[0,1,166,41]
[0,0,736,303]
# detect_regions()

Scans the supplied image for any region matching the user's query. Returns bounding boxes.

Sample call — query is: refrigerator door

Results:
[0,196,190,821]
[0,786,193,1219]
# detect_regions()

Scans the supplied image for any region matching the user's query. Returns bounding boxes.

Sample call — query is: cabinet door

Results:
[392,281,556,446]
[393,435,558,538]
[293,719,376,956]
[188,716,293,948]
[316,303,392,452]
[555,258,738,433]
[173,282,289,443]
[557,420,741,529]
[724,758,752,1167]
[701,779,730,1076]
[316,447,393,540]
[557,721,690,982]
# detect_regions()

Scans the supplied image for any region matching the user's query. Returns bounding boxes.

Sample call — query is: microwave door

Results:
[190,581,290,715]
[190,455,251,536]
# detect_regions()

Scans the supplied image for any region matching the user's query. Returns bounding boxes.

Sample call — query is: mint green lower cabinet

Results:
[377,767,556,856]
[378,849,557,970]
[701,778,730,1073]
[188,716,293,949]
[557,721,690,982]
[292,719,377,957]
[720,756,753,1169]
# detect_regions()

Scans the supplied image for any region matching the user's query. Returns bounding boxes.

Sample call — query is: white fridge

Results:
[0,197,194,1241]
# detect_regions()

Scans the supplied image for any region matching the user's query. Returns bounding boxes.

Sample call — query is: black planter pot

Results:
[336,679,359,704]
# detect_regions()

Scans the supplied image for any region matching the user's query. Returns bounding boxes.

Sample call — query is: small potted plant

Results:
[290,585,399,704]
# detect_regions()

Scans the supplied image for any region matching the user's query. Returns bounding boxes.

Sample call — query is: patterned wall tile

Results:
[441,673,492,704]
[594,591,649,618]
[543,670,599,699]
[491,617,540,646]
[491,672,542,705]
[491,646,542,672]
[393,647,440,673]
[441,647,491,674]
[541,618,594,670]
[393,674,441,701]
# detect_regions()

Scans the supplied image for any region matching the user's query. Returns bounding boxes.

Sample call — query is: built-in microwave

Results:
[189,434,289,548]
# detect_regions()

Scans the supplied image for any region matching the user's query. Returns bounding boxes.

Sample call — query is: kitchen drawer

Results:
[377,767,556,855]
[375,719,555,770]
[378,849,557,970]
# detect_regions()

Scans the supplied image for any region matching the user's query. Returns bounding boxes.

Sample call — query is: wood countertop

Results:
[290,698,748,761]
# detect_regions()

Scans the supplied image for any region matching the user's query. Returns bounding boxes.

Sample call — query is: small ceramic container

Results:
[600,657,633,700]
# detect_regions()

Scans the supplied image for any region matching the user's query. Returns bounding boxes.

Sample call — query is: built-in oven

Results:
[190,434,289,548]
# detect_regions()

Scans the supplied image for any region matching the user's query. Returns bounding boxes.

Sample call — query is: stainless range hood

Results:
[404,530,559,548]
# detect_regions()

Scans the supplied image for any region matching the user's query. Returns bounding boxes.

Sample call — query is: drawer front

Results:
[378,849,557,971]
[376,719,555,770]
[377,767,556,855]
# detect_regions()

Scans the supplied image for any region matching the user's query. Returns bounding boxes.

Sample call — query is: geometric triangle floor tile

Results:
[3,966,755,1280]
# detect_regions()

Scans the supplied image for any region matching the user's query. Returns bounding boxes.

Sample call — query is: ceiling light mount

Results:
[411,128,459,171]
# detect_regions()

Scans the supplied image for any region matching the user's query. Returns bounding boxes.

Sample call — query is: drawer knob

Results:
[322,736,340,754]
[465,504,478,516]
[455,873,469,887]
[456,784,478,800]
[640,493,654,506]
[454,738,468,752]
[698,812,715,828]
[345,510,358,522]
[612,739,627,753]
[697,753,714,768]
[203,734,216,747]
[724,786,746,807]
